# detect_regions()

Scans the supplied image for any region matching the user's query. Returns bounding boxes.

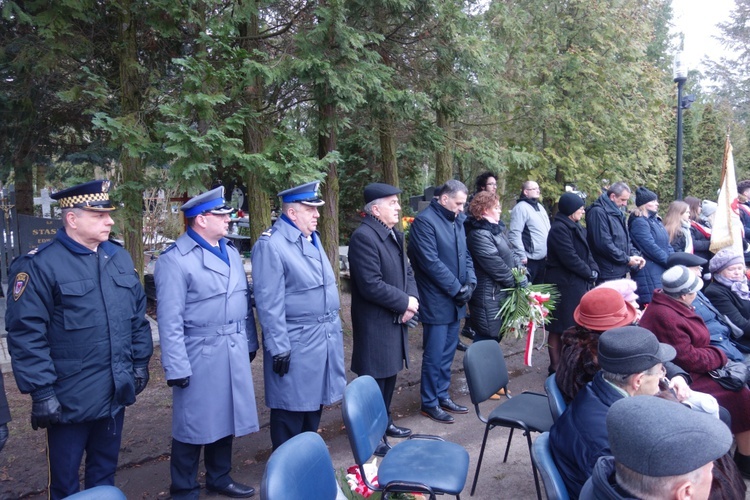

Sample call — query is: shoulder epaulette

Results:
[160,243,177,255]
[27,240,54,256]
[260,226,276,238]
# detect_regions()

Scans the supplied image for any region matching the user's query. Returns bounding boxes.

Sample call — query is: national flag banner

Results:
[710,136,744,255]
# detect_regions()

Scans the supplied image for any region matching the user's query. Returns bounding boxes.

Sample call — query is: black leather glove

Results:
[0,423,7,453]
[31,394,61,430]
[134,366,149,396]
[167,377,190,389]
[272,351,291,376]
[454,285,473,306]
[405,313,419,329]
[249,350,257,363]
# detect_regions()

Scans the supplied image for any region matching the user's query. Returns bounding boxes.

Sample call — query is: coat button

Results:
[230,342,235,347]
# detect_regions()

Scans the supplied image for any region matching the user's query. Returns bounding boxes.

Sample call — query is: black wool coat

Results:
[348,215,419,379]
[545,213,598,334]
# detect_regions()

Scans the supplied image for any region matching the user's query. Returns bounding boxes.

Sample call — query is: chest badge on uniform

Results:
[13,273,29,301]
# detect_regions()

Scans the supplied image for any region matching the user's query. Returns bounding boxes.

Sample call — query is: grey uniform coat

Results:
[348,215,419,379]
[251,218,346,412]
[155,233,259,444]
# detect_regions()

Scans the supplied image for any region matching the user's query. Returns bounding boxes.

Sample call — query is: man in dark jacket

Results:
[408,179,476,424]
[349,182,419,456]
[586,182,645,282]
[580,396,731,500]
[6,180,153,499]
[549,326,677,498]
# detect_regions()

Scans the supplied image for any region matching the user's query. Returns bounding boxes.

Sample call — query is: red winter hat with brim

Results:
[573,288,638,331]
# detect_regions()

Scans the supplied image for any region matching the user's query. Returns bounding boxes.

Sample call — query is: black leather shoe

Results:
[374,440,391,457]
[386,423,412,438]
[439,398,469,414]
[421,405,454,424]
[457,340,469,352]
[206,481,256,498]
[461,325,477,340]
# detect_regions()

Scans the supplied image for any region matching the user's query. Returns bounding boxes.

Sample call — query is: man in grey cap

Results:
[155,186,259,499]
[549,326,681,498]
[252,181,346,449]
[580,396,732,499]
[348,182,419,456]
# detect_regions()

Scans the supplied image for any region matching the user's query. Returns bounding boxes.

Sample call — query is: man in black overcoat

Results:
[349,183,419,457]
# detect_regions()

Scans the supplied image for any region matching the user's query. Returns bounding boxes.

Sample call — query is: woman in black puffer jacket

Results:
[465,191,524,342]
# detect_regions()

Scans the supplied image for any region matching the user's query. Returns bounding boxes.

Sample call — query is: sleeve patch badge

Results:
[13,273,29,301]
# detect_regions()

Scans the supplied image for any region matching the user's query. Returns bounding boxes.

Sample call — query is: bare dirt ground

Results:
[0,291,434,499]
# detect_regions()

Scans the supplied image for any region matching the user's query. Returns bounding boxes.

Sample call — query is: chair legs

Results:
[471,424,542,500]
[470,425,492,495]
[525,430,542,500]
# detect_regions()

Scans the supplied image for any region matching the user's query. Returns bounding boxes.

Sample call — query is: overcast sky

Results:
[672,0,736,74]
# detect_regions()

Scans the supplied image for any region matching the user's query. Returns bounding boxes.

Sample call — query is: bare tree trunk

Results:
[435,108,453,185]
[241,1,271,245]
[118,0,144,278]
[13,135,34,215]
[318,101,340,285]
[379,112,399,187]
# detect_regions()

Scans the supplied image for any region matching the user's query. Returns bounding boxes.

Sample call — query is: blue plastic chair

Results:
[531,432,570,500]
[463,340,553,499]
[64,486,126,499]
[261,431,343,500]
[544,374,567,423]
[342,375,470,499]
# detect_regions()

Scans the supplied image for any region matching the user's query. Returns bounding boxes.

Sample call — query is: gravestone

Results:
[33,188,54,218]
[16,214,59,254]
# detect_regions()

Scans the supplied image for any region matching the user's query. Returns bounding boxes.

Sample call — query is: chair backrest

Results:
[464,340,509,404]
[261,431,341,500]
[545,374,567,422]
[342,375,389,465]
[531,432,570,500]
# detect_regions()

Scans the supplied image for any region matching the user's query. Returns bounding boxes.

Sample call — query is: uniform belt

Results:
[286,310,339,325]
[183,322,245,336]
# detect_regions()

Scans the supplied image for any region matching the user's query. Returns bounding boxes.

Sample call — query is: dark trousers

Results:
[170,435,234,500]
[421,321,460,407]
[46,409,124,500]
[374,375,398,423]
[527,258,547,284]
[270,407,323,450]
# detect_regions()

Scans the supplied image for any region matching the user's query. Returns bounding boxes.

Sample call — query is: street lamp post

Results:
[674,52,688,201]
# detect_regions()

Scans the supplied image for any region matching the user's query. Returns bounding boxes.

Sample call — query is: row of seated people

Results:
[549,250,750,499]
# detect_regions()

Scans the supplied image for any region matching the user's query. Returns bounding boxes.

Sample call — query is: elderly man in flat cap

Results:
[580,396,732,500]
[252,181,346,450]
[549,326,684,498]
[6,180,153,499]
[155,186,259,499]
[348,182,419,456]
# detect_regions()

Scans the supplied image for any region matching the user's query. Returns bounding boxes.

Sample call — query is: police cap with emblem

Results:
[181,186,234,218]
[51,180,116,212]
[278,181,325,207]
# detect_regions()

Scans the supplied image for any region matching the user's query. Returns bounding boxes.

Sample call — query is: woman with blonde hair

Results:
[663,200,692,253]
[627,187,673,305]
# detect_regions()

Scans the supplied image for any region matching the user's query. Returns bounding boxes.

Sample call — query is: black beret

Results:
[666,252,708,268]
[598,326,675,374]
[607,396,731,477]
[364,183,402,204]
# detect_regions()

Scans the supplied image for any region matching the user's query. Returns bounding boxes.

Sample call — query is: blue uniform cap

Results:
[51,180,116,211]
[181,186,234,218]
[278,181,325,207]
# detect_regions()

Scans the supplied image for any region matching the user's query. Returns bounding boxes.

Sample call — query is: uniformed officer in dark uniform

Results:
[251,181,346,450]
[155,186,258,499]
[5,180,153,500]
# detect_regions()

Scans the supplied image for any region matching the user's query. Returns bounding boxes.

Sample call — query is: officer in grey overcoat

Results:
[155,186,258,499]
[251,181,346,450]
